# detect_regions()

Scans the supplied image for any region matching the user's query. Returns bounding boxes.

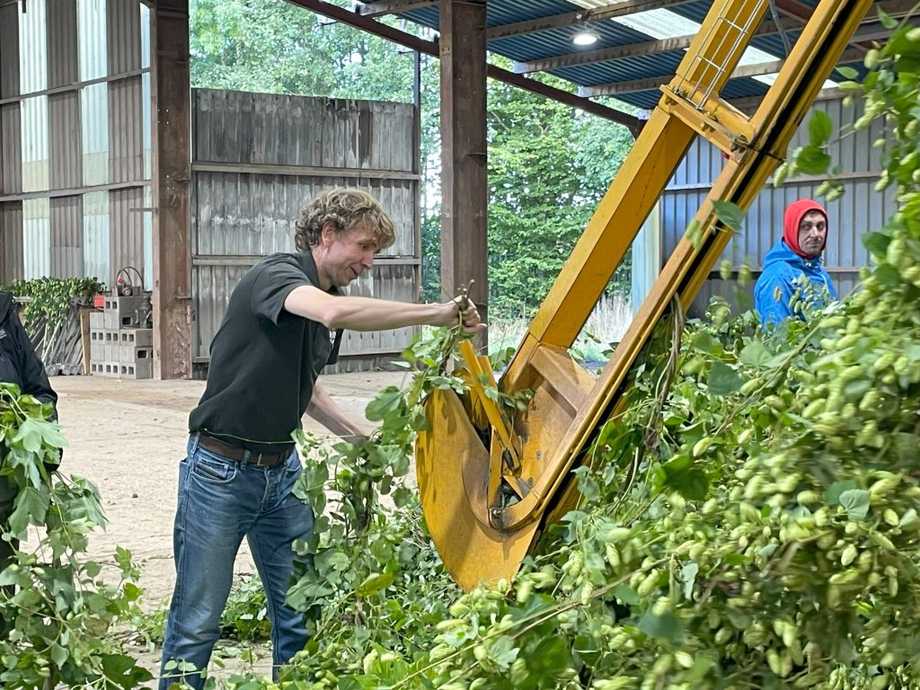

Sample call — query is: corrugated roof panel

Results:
[490,21,653,63]
[402,0,612,29]
[551,51,685,87]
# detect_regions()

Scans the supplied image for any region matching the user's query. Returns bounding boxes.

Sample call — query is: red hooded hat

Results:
[783,199,828,259]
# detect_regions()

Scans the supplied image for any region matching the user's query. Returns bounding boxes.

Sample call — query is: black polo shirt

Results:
[189,252,341,453]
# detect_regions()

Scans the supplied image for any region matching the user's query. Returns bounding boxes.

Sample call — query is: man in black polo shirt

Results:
[159,189,482,689]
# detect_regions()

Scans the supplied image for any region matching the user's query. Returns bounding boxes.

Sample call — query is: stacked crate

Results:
[89,294,153,379]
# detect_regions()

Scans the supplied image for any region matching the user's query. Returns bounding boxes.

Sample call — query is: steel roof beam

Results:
[485,0,697,40]
[513,2,916,75]
[357,0,436,17]
[286,0,645,134]
[578,46,868,97]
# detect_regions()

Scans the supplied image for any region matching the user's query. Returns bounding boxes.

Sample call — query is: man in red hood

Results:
[754,199,837,326]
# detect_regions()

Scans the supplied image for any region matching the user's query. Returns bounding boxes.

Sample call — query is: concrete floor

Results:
[46,370,408,680]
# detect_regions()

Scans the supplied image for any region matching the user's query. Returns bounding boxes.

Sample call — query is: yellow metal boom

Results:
[417,0,874,591]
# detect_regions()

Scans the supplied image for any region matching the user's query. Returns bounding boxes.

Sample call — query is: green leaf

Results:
[862,232,891,259]
[613,584,640,606]
[712,200,745,233]
[877,6,898,29]
[708,362,742,395]
[875,263,902,288]
[795,144,832,175]
[356,571,394,597]
[365,386,404,422]
[825,480,858,506]
[391,486,413,508]
[836,65,860,80]
[7,486,49,537]
[101,653,154,688]
[50,644,68,669]
[639,609,684,644]
[808,111,834,147]
[691,331,723,356]
[487,635,519,670]
[681,561,699,601]
[740,340,772,367]
[839,489,870,520]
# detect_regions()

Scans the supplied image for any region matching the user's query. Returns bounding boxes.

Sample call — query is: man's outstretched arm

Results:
[305,381,371,443]
[284,286,484,333]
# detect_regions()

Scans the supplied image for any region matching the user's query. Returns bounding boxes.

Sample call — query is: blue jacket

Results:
[754,240,837,326]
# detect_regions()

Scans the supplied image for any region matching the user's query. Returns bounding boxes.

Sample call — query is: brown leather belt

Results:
[197,433,290,468]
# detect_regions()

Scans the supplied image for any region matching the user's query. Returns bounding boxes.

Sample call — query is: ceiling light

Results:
[572,30,599,47]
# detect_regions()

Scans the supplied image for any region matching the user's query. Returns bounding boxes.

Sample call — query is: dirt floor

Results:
[47,370,408,683]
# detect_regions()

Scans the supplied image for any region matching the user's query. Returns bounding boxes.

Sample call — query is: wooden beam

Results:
[151,0,192,379]
[439,0,489,337]
[486,0,696,40]
[514,11,915,75]
[284,0,644,133]
[579,46,868,97]
[357,0,436,17]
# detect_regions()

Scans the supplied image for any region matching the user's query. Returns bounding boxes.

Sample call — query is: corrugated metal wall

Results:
[82,190,110,282]
[0,0,151,286]
[0,202,23,282]
[51,195,83,277]
[19,0,47,94]
[50,92,82,189]
[0,3,20,99]
[192,89,422,370]
[109,185,144,281]
[48,0,79,88]
[23,197,51,279]
[649,96,896,315]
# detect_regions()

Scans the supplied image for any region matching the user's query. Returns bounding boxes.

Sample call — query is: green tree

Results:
[486,76,634,318]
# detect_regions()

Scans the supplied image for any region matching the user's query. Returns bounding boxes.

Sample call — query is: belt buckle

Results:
[242,449,273,468]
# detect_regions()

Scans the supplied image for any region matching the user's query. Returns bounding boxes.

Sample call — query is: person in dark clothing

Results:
[754,198,838,326]
[0,290,59,571]
[159,189,483,690]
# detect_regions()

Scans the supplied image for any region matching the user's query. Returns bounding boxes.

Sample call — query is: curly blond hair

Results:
[294,188,396,251]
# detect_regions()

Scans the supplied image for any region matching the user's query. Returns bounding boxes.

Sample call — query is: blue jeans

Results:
[158,435,314,690]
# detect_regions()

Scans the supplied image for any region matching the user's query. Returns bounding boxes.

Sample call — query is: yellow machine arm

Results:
[417,0,873,591]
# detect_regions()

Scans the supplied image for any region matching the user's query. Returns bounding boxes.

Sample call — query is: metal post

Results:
[150,0,191,379]
[439,0,488,342]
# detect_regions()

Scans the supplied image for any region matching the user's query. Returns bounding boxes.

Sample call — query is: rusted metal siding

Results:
[51,195,83,277]
[107,0,141,74]
[47,0,79,88]
[191,89,421,369]
[0,201,23,284]
[23,197,51,279]
[0,103,22,195]
[18,0,47,95]
[0,3,21,99]
[49,92,82,190]
[108,76,143,183]
[109,185,145,285]
[655,97,895,315]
